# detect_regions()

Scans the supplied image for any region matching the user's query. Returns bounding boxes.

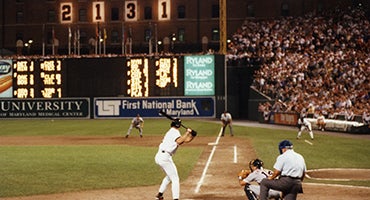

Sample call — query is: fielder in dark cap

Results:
[259,140,306,200]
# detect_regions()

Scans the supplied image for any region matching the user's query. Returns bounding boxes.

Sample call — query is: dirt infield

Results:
[1,133,370,200]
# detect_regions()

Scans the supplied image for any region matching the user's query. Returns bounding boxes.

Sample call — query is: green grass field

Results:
[0,119,369,197]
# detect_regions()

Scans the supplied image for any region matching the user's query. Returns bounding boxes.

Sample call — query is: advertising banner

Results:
[0,60,13,98]
[273,112,298,125]
[94,96,215,118]
[0,98,90,118]
[184,55,215,95]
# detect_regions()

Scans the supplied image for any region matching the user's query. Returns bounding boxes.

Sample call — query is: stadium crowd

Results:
[227,6,369,124]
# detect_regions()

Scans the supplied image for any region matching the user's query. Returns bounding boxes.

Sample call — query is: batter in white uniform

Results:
[155,118,195,200]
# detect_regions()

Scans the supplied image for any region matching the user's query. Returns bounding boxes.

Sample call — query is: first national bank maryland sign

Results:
[94,97,215,119]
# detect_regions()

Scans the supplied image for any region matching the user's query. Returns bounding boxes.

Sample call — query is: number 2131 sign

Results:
[60,1,171,23]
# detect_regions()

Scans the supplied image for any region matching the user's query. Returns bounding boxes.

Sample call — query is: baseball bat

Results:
[158,110,176,121]
[159,110,198,137]
[158,110,188,129]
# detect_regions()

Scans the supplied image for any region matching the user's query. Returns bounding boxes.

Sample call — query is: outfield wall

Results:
[0,97,215,119]
[0,55,226,119]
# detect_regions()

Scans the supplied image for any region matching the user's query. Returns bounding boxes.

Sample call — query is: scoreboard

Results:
[126,57,182,97]
[12,60,64,98]
[0,55,222,98]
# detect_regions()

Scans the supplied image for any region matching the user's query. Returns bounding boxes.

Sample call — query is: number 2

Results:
[60,3,72,23]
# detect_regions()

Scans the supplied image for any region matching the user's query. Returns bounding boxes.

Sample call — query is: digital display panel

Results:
[40,60,63,98]
[126,58,149,97]
[12,59,64,98]
[126,57,183,97]
[6,55,222,99]
[13,60,36,98]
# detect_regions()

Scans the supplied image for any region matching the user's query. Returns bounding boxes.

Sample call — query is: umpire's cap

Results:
[171,118,182,128]
[278,140,293,154]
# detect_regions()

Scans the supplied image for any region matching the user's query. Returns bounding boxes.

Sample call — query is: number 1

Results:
[93,2,105,22]
[161,2,167,18]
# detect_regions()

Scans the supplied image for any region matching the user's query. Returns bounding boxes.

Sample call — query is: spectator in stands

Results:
[315,111,326,131]
[228,5,369,121]
[345,109,356,121]
[363,108,370,125]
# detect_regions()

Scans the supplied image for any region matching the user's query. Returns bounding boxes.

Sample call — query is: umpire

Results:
[220,110,233,136]
[259,140,306,200]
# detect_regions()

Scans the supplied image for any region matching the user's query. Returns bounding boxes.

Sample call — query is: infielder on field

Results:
[297,117,314,140]
[125,114,144,138]
[154,118,195,200]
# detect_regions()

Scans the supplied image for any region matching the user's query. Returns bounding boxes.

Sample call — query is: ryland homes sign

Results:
[184,55,215,96]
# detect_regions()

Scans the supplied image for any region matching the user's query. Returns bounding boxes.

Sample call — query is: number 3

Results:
[125,0,137,21]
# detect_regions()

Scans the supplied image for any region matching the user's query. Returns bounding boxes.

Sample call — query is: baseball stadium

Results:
[0,0,369,200]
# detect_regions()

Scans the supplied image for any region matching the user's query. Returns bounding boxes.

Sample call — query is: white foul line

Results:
[194,145,217,193]
[233,145,237,163]
[194,128,223,193]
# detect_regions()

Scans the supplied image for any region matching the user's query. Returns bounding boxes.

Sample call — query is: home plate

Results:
[304,140,313,145]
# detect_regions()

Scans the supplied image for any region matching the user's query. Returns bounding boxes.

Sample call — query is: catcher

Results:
[125,114,144,138]
[238,159,281,200]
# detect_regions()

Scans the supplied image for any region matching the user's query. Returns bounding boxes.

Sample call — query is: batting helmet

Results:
[249,159,264,170]
[171,118,182,128]
[278,140,293,154]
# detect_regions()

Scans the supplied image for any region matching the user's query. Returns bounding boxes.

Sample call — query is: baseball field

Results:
[0,119,369,200]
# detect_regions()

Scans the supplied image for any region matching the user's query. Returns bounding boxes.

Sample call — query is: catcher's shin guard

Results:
[244,185,258,200]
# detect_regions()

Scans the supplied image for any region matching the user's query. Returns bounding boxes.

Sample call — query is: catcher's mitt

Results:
[237,169,251,180]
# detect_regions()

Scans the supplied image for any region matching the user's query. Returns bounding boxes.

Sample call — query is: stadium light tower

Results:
[219,0,228,111]
[219,0,227,54]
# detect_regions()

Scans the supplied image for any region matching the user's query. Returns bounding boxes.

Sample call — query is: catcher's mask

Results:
[249,159,264,170]
[278,140,293,154]
[171,118,182,128]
